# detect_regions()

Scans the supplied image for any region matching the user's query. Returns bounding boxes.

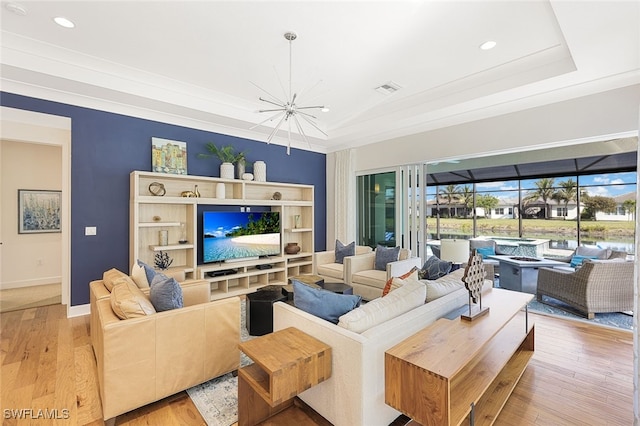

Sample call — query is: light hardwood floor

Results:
[0,305,633,425]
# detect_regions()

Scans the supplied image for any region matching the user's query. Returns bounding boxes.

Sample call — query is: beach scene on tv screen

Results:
[203,211,280,262]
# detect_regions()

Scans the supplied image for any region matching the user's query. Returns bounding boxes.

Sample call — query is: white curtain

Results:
[334,149,356,243]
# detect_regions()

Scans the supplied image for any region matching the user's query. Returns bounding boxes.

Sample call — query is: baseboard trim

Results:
[1,278,62,290]
[68,303,90,318]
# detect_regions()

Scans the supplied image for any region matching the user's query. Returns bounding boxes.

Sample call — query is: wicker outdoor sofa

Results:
[536,259,634,319]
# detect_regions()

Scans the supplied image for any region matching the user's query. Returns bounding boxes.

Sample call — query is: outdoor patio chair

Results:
[536,259,634,319]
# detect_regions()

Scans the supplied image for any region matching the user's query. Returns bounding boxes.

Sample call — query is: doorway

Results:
[0,107,71,313]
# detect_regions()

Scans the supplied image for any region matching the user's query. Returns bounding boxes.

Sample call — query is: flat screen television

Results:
[202,211,280,263]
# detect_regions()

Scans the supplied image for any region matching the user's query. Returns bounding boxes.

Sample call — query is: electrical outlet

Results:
[85,226,97,236]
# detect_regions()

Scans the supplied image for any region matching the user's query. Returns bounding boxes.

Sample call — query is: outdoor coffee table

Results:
[489,255,567,294]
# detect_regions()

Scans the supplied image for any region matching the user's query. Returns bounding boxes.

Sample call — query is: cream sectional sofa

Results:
[273,269,492,426]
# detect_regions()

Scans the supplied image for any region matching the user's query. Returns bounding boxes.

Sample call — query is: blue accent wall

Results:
[1,92,326,306]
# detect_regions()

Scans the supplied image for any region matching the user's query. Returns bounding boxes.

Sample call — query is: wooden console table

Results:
[238,327,331,426]
[385,288,534,426]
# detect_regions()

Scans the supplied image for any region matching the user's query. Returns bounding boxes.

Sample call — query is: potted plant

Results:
[197,143,246,179]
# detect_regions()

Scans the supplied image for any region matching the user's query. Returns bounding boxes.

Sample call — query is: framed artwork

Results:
[18,189,62,234]
[152,137,187,174]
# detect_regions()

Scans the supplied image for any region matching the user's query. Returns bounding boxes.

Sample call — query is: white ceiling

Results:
[1,1,639,153]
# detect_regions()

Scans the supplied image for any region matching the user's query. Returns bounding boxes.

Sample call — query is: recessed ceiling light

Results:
[321,107,330,113]
[54,16,75,28]
[5,2,28,16]
[480,40,497,51]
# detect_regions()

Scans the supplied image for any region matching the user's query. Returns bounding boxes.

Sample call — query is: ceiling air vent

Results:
[375,81,401,95]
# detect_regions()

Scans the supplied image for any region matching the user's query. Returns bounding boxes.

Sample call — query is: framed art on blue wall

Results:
[18,189,62,234]
[152,137,187,174]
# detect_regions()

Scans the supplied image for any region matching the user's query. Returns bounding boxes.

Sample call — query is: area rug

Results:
[492,277,633,330]
[186,301,253,426]
[528,296,633,330]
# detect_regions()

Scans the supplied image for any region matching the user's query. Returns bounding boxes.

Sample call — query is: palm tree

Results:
[523,177,556,219]
[623,199,636,221]
[557,178,577,217]
[438,184,461,217]
[461,185,473,218]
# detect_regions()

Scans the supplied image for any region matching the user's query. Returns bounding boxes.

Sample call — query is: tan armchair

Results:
[346,248,421,300]
[314,245,373,283]
[536,259,634,319]
[90,278,240,421]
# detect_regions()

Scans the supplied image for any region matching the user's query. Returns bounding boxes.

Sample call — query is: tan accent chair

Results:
[347,248,421,301]
[314,245,373,283]
[537,259,634,319]
[90,278,240,421]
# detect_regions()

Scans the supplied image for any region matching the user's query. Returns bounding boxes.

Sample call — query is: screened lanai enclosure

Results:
[357,137,637,259]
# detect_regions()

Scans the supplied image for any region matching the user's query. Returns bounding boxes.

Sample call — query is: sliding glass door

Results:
[356,172,396,249]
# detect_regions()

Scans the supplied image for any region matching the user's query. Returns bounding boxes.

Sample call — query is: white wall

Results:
[1,140,62,288]
[354,85,640,171]
[324,85,640,245]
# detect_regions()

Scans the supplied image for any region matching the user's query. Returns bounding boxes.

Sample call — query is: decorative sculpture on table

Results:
[461,249,489,321]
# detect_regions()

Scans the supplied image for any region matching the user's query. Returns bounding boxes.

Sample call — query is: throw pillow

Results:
[293,280,361,323]
[374,245,401,271]
[570,254,599,268]
[102,268,128,292]
[425,280,464,303]
[382,266,419,296]
[475,246,495,259]
[338,277,426,333]
[110,276,156,320]
[335,240,356,264]
[419,256,452,280]
[150,273,184,312]
[130,260,153,289]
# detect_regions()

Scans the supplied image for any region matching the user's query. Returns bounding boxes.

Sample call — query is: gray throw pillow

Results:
[335,240,355,264]
[150,273,183,312]
[374,245,400,271]
[293,280,361,323]
[420,256,452,280]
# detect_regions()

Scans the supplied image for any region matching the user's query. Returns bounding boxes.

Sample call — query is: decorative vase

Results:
[179,222,188,244]
[242,173,254,181]
[159,230,169,246]
[285,242,301,255]
[216,182,226,199]
[254,161,266,182]
[293,215,301,229]
[236,161,246,179]
[220,162,234,179]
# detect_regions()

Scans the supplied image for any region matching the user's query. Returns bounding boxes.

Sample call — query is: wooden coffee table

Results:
[385,288,534,426]
[238,327,332,426]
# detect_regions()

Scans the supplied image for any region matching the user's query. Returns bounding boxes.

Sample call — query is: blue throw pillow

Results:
[570,254,599,268]
[335,240,355,264]
[138,259,157,284]
[475,246,495,259]
[293,280,361,324]
[374,245,401,271]
[420,256,452,280]
[150,273,183,312]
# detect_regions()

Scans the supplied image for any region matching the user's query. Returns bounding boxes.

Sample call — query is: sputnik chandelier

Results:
[251,31,327,155]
